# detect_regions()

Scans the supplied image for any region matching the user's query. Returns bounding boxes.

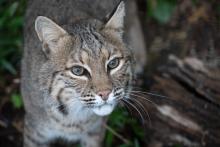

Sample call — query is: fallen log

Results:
[141,55,220,147]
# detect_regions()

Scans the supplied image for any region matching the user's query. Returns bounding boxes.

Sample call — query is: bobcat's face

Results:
[36,2,133,116]
[64,30,132,116]
[45,25,133,116]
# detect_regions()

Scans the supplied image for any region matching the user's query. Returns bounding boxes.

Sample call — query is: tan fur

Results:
[22,1,135,147]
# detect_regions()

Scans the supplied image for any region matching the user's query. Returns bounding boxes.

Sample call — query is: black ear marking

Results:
[104,1,125,30]
[42,43,51,58]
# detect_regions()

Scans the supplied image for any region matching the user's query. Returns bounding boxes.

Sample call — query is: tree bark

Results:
[142,55,220,147]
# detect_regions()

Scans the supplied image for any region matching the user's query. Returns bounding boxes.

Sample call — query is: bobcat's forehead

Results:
[65,23,126,70]
[66,22,104,55]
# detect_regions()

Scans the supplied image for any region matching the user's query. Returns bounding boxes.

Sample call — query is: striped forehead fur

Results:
[62,21,125,67]
[64,20,105,57]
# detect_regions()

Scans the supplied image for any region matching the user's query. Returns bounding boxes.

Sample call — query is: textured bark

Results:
[143,55,220,147]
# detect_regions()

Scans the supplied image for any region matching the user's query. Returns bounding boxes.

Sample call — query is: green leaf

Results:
[8,16,23,29]
[11,94,23,109]
[108,108,128,128]
[0,16,6,28]
[0,59,17,75]
[134,139,140,147]
[8,2,19,17]
[105,131,114,147]
[147,0,176,24]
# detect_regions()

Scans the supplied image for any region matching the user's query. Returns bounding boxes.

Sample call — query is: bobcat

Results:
[22,0,146,146]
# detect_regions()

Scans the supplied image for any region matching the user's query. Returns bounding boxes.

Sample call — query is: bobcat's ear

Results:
[35,16,68,56]
[35,16,67,42]
[105,1,125,30]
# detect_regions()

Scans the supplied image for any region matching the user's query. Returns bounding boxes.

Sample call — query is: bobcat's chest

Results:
[45,111,101,140]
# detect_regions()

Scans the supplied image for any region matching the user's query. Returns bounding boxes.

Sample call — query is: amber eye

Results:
[71,66,85,76]
[108,58,120,70]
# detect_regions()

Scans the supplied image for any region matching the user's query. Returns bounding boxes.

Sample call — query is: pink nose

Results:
[98,90,111,101]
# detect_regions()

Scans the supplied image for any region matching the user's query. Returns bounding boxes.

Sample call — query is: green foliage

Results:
[11,93,23,108]
[105,130,114,147]
[173,144,182,147]
[147,0,177,24]
[0,0,26,74]
[105,108,144,146]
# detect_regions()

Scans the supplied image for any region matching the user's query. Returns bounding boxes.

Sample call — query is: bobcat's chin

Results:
[92,103,116,116]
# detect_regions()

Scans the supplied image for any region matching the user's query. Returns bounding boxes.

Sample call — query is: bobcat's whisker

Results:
[126,97,151,126]
[131,90,171,99]
[121,98,145,124]
[118,98,134,118]
[130,86,171,99]
[129,93,158,108]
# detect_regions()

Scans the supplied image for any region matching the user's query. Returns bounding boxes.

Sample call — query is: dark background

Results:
[0,0,220,146]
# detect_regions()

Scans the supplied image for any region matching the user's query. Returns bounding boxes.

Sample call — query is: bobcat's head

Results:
[35,2,134,116]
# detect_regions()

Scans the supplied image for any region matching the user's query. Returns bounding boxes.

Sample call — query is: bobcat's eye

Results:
[71,66,85,76]
[108,58,120,70]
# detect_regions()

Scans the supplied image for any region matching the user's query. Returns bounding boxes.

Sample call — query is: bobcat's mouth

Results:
[92,103,116,116]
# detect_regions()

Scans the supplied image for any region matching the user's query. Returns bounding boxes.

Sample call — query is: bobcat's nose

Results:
[98,90,111,101]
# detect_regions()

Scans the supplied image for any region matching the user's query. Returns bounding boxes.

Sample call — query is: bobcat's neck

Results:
[48,101,98,124]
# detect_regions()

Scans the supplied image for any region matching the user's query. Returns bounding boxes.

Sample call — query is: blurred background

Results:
[0,0,220,146]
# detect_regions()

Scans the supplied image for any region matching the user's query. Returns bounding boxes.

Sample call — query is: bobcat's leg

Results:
[23,116,50,147]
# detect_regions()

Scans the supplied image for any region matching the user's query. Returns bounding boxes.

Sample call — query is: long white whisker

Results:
[131,90,170,99]
[129,93,158,108]
[119,99,134,118]
[122,98,145,124]
[127,97,151,126]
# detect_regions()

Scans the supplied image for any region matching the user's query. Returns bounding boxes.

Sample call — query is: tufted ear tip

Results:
[105,1,125,29]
